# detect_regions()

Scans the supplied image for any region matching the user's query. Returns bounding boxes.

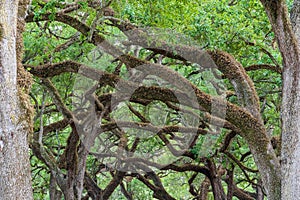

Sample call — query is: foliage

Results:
[24,0,284,199]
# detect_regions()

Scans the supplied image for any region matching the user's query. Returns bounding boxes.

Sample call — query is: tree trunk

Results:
[291,0,300,44]
[261,0,300,199]
[0,0,33,199]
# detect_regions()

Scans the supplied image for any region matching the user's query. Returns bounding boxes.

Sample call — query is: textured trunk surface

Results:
[261,0,300,199]
[0,0,33,199]
[280,0,300,199]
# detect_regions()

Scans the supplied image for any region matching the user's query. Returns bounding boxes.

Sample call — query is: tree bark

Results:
[0,0,33,199]
[291,0,300,44]
[261,0,300,199]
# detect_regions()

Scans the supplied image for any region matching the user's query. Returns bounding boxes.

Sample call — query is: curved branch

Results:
[108,17,262,120]
[207,50,261,120]
[244,64,282,74]
[224,151,258,173]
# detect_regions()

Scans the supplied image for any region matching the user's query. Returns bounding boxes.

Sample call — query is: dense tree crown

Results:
[1,0,300,199]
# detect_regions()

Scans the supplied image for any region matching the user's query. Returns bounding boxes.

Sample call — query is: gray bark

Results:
[291,0,300,43]
[261,0,300,199]
[254,0,300,199]
[0,0,33,199]
[278,0,300,199]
